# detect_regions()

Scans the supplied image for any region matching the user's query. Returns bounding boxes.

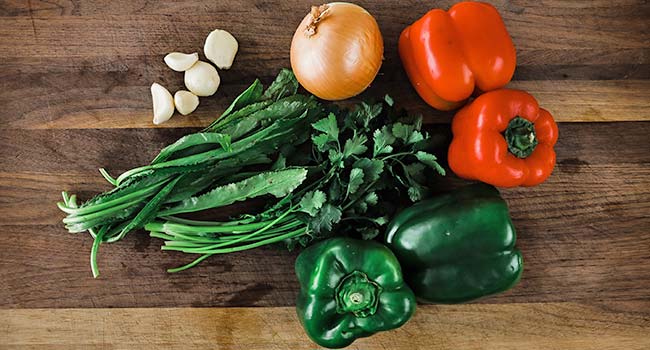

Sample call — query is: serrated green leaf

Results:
[353,200,368,214]
[392,122,425,145]
[405,162,426,183]
[348,102,383,129]
[159,168,307,216]
[299,190,327,216]
[360,227,380,240]
[353,158,384,182]
[328,149,344,166]
[328,176,343,202]
[364,192,378,206]
[416,151,446,176]
[308,203,342,234]
[347,168,364,195]
[312,113,339,140]
[343,133,368,158]
[312,134,332,152]
[373,127,396,156]
[408,130,425,144]
[408,186,427,202]
[262,68,299,101]
[370,216,389,226]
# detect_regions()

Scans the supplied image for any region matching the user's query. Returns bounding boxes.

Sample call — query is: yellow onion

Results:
[290,3,384,101]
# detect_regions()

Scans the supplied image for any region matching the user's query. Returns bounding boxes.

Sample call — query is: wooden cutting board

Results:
[0,0,648,349]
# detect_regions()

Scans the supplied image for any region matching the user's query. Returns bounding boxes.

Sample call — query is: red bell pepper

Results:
[399,2,516,110]
[448,89,559,187]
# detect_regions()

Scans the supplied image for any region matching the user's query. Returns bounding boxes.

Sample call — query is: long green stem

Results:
[164,210,297,253]
[164,226,308,273]
[160,215,258,226]
[90,225,109,278]
[58,179,168,215]
[144,218,278,235]
[62,197,146,224]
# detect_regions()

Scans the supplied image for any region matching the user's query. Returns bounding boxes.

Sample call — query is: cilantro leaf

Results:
[343,133,368,158]
[364,192,378,206]
[371,216,389,226]
[312,113,339,140]
[392,122,424,144]
[312,133,332,152]
[328,149,344,166]
[308,203,342,234]
[373,127,396,156]
[408,185,427,202]
[353,158,384,182]
[360,227,380,240]
[404,162,426,183]
[416,151,446,175]
[348,102,383,129]
[347,168,364,195]
[299,190,327,216]
[328,176,343,202]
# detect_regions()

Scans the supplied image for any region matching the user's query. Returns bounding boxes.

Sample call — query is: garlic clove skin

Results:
[204,29,238,70]
[174,90,199,115]
[151,83,175,125]
[184,61,221,97]
[164,52,199,72]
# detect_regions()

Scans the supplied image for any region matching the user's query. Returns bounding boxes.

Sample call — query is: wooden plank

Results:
[0,0,648,128]
[0,123,648,308]
[1,302,649,350]
[2,77,648,130]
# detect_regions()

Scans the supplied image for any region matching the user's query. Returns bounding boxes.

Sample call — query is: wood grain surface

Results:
[0,0,649,349]
[2,303,650,350]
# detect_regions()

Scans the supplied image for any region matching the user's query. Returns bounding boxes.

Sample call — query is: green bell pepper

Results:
[295,237,416,349]
[384,183,523,303]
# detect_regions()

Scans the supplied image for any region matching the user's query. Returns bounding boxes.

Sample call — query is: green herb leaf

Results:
[392,122,424,145]
[404,162,426,183]
[364,192,378,206]
[312,113,339,140]
[353,158,384,182]
[328,149,344,166]
[263,68,299,101]
[309,203,342,234]
[347,168,364,196]
[311,134,331,152]
[408,185,427,202]
[299,190,327,216]
[371,216,389,226]
[416,151,446,176]
[152,132,232,164]
[159,168,308,216]
[343,133,368,158]
[360,227,380,240]
[221,79,263,119]
[328,176,343,202]
[373,127,396,156]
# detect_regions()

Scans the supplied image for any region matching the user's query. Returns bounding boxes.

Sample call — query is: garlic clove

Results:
[184,61,221,97]
[164,52,199,72]
[151,83,175,125]
[204,29,238,70]
[174,90,199,115]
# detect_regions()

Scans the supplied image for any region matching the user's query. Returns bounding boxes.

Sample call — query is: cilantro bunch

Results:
[147,95,445,272]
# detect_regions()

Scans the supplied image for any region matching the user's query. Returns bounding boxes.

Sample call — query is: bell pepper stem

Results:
[335,270,382,318]
[505,116,538,158]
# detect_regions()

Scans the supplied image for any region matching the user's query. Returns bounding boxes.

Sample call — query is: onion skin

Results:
[291,3,384,101]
